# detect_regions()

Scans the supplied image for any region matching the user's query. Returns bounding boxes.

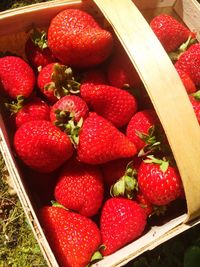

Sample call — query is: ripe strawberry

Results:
[50,95,89,125]
[175,43,200,86]
[6,97,50,128]
[107,46,142,89]
[80,68,107,105]
[25,28,55,69]
[176,68,197,94]
[0,56,35,99]
[189,90,200,124]
[14,120,73,173]
[77,112,137,164]
[39,206,101,267]
[82,84,138,128]
[100,197,147,256]
[137,156,183,206]
[126,109,161,153]
[135,191,154,217]
[48,8,113,68]
[37,62,80,103]
[150,14,196,52]
[54,159,104,217]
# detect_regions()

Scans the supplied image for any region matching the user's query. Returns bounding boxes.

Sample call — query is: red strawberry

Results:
[77,112,137,164]
[39,206,102,267]
[82,84,138,128]
[126,109,161,153]
[176,68,197,94]
[107,46,142,89]
[150,14,196,52]
[80,68,107,105]
[14,120,73,173]
[0,56,35,99]
[137,156,183,206]
[100,197,147,255]
[54,159,104,217]
[25,28,55,69]
[48,8,113,68]
[50,95,89,125]
[189,90,200,124]
[175,43,200,86]
[135,191,154,217]
[6,97,50,128]
[37,62,80,103]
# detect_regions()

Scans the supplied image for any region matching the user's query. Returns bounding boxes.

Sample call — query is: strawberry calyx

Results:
[54,109,83,146]
[144,155,169,172]
[136,126,161,157]
[110,161,138,199]
[168,35,197,62]
[192,90,200,101]
[151,204,167,217]
[30,28,48,50]
[4,95,25,114]
[51,200,67,210]
[44,63,80,99]
[86,246,104,267]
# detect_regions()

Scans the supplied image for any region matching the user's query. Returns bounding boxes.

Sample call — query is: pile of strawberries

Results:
[0,7,200,267]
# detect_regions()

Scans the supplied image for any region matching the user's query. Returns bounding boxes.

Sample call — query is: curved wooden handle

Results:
[93,0,200,221]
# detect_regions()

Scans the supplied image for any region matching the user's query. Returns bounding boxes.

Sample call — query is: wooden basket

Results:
[0,0,200,266]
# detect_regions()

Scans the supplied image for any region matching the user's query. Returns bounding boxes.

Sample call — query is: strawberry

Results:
[81,84,138,128]
[175,43,200,86]
[39,206,102,267]
[135,191,154,217]
[189,90,200,124]
[25,28,55,69]
[37,62,80,103]
[77,112,137,164]
[6,96,50,128]
[48,8,113,68]
[126,109,161,153]
[137,156,183,206]
[50,95,89,126]
[0,56,35,99]
[176,68,197,94]
[100,197,147,255]
[14,120,73,173]
[80,68,107,105]
[107,46,142,89]
[54,159,104,217]
[150,14,196,53]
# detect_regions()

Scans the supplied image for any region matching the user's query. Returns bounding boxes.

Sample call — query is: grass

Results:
[0,154,48,267]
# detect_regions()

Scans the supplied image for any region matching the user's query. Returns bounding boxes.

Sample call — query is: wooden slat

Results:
[93,0,200,221]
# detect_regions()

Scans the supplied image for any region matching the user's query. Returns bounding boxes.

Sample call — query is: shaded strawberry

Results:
[14,120,73,173]
[0,56,35,99]
[175,43,200,86]
[150,14,196,53]
[48,8,113,68]
[176,68,197,94]
[100,197,147,256]
[77,112,137,164]
[189,90,200,124]
[39,206,102,267]
[54,159,104,217]
[25,28,55,69]
[37,62,80,103]
[137,155,183,206]
[107,46,142,89]
[82,84,138,128]
[5,96,50,128]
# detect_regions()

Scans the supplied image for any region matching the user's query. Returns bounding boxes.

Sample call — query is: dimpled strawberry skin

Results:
[54,161,104,217]
[0,56,35,99]
[138,161,183,206]
[100,197,147,256]
[14,120,73,173]
[77,112,137,164]
[48,9,113,68]
[39,206,101,267]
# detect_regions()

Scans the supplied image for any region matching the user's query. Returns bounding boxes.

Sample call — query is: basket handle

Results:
[93,0,200,222]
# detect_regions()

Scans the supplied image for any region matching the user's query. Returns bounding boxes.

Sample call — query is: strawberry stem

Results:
[4,95,25,114]
[144,155,169,172]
